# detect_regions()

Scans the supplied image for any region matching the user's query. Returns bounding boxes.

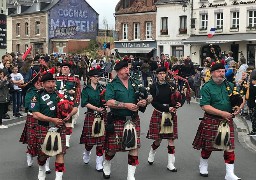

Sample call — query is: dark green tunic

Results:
[81,84,102,108]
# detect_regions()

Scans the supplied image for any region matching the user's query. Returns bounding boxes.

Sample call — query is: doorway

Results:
[231,44,239,62]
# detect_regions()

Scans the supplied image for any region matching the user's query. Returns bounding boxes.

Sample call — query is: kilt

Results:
[80,112,106,146]
[146,110,178,140]
[36,124,66,156]
[105,116,141,152]
[192,113,235,151]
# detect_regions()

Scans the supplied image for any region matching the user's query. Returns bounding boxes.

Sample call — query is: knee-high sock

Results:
[201,149,212,159]
[224,151,235,164]
[96,146,104,156]
[105,153,115,161]
[167,145,175,154]
[151,141,160,150]
[128,154,139,166]
[55,162,65,172]
[85,145,93,151]
[66,127,73,135]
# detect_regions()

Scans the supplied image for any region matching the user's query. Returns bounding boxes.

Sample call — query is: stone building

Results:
[8,0,98,55]
[114,0,158,59]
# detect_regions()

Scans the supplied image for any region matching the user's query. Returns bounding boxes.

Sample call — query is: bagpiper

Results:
[55,62,81,148]
[103,59,148,180]
[80,66,106,171]
[30,72,67,180]
[192,63,242,180]
[146,67,182,172]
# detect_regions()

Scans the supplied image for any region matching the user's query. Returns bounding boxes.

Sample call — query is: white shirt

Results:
[10,73,24,90]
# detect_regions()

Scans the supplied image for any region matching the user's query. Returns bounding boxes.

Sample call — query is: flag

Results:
[22,46,32,60]
[207,28,216,38]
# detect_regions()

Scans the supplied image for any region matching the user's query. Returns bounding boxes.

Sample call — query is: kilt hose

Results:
[19,115,38,156]
[80,112,106,146]
[36,124,67,156]
[192,113,235,151]
[105,116,141,152]
[146,109,178,140]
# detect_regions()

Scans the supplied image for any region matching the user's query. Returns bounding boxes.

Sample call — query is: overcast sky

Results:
[86,0,119,29]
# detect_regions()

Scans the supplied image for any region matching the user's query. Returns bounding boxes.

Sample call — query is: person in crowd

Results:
[30,72,66,180]
[225,51,234,65]
[193,67,202,99]
[201,60,211,83]
[80,66,106,171]
[0,69,10,129]
[192,63,242,180]
[146,67,182,172]
[235,57,248,86]
[140,59,151,87]
[10,65,24,117]
[103,59,148,180]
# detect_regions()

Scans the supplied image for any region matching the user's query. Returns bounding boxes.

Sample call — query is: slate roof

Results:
[155,0,187,5]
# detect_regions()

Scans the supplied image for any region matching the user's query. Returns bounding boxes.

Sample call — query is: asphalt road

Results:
[0,103,255,180]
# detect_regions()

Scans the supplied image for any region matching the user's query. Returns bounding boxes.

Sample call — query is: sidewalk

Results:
[2,110,27,125]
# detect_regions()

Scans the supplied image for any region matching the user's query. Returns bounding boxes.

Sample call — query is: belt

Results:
[205,113,223,119]
[112,114,137,121]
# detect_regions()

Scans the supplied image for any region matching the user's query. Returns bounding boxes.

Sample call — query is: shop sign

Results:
[159,41,183,45]
[115,41,156,48]
[200,0,256,8]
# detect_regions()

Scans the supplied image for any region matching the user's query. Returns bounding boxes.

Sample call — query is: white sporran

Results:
[91,113,105,137]
[159,112,173,134]
[213,121,231,150]
[42,127,62,157]
[122,118,137,151]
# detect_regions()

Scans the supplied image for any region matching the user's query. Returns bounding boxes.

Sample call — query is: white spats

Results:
[225,164,241,180]
[65,135,71,148]
[26,153,33,167]
[127,165,136,180]
[147,147,157,165]
[55,171,63,180]
[96,156,103,172]
[167,154,177,172]
[199,157,208,177]
[38,165,46,180]
[45,158,51,174]
[83,150,91,164]
[103,160,111,179]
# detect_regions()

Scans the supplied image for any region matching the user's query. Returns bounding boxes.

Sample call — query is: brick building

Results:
[8,0,98,55]
[114,0,158,59]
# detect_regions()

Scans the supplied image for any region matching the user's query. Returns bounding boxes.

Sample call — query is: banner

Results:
[0,14,6,49]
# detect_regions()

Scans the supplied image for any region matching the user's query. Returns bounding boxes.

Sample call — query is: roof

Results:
[183,33,256,44]
[155,0,187,5]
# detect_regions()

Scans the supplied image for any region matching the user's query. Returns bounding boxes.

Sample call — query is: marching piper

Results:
[146,67,182,172]
[192,63,242,180]
[80,66,106,171]
[55,62,81,148]
[103,59,148,180]
[30,72,67,180]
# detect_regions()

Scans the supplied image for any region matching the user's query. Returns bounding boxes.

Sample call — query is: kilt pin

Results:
[104,116,141,152]
[19,114,38,156]
[192,113,235,151]
[147,109,178,140]
[80,112,106,146]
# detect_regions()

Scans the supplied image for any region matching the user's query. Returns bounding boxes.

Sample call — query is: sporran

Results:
[42,127,62,157]
[159,112,173,134]
[122,117,137,151]
[213,121,231,150]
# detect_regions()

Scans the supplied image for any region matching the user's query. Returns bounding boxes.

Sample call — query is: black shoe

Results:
[3,114,10,119]
[248,131,256,136]
[200,173,209,177]
[17,113,23,117]
[103,172,110,179]
[46,170,51,174]
[167,167,178,172]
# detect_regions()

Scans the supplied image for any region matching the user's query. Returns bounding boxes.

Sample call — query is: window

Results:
[172,46,184,58]
[231,12,239,28]
[25,22,29,36]
[159,45,164,55]
[133,23,140,40]
[200,14,208,30]
[122,23,128,40]
[216,13,223,29]
[123,0,131,8]
[16,44,20,52]
[248,10,256,28]
[146,22,152,39]
[25,44,28,50]
[161,17,168,35]
[35,21,40,35]
[179,16,187,34]
[16,23,20,36]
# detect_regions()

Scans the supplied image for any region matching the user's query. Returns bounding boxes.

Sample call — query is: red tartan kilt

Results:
[36,124,66,156]
[104,116,141,152]
[192,113,235,151]
[147,110,178,140]
[19,124,28,144]
[80,112,106,146]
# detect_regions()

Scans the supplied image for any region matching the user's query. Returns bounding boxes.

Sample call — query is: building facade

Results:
[8,0,98,55]
[155,0,191,59]
[114,0,158,59]
[184,0,256,65]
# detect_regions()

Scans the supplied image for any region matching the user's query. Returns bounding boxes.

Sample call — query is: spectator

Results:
[0,69,10,129]
[10,65,24,117]
[141,59,151,87]
[193,68,202,99]
[235,57,248,85]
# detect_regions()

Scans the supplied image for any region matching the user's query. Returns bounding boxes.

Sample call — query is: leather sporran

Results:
[213,121,230,150]
[159,112,173,134]
[122,119,137,151]
[42,127,62,157]
[91,113,105,137]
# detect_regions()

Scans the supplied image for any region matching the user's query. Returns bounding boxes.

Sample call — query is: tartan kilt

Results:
[19,124,28,144]
[80,112,106,146]
[35,124,66,156]
[146,110,178,140]
[105,116,141,152]
[192,113,235,151]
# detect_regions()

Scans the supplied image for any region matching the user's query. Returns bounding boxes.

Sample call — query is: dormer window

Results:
[36,2,40,11]
[17,5,21,14]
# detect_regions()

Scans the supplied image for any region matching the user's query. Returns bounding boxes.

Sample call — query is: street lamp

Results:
[182,2,187,12]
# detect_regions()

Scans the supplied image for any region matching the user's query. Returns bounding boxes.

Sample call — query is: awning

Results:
[183,33,256,44]
[117,48,155,54]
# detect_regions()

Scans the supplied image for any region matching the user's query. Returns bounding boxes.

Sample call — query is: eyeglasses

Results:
[158,72,166,75]
[92,75,100,78]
